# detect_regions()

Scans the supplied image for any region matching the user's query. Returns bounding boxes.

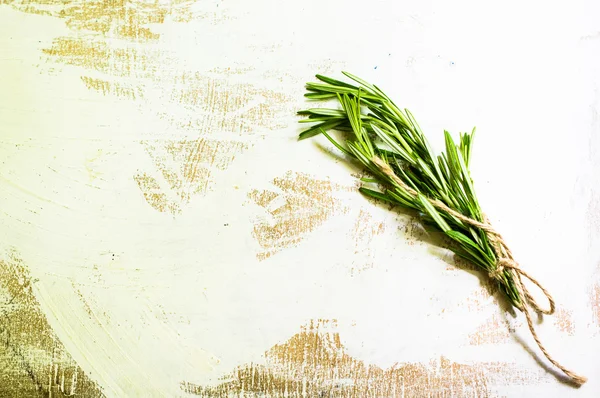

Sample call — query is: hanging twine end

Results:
[571,374,588,385]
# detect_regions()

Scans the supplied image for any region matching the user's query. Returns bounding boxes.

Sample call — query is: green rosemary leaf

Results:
[446,230,494,265]
[341,71,378,94]
[373,118,415,157]
[371,123,415,164]
[417,194,451,233]
[306,82,357,94]
[304,92,337,100]
[321,129,353,157]
[456,149,481,219]
[346,140,374,170]
[298,108,348,117]
[386,187,419,208]
[359,187,392,202]
[438,154,451,183]
[416,158,443,193]
[444,130,462,180]
[451,247,490,271]
[298,117,343,123]
[298,119,343,140]
[461,127,476,167]
[316,74,359,89]
[360,178,380,183]
[396,163,421,193]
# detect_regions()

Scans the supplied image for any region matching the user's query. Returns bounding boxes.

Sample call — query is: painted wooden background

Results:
[1,0,600,396]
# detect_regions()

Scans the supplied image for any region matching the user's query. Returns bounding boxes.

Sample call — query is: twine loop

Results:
[371,156,587,385]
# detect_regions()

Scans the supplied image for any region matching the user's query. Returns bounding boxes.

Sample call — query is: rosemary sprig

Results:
[297,72,589,385]
[298,71,522,308]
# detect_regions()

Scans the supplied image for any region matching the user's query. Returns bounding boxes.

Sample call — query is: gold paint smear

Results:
[9,0,198,41]
[0,251,104,397]
[37,8,276,118]
[44,38,273,208]
[36,1,294,215]
[468,314,511,346]
[461,286,496,312]
[587,192,600,238]
[553,308,575,336]
[165,139,249,172]
[166,71,293,132]
[81,76,142,100]
[11,0,231,38]
[59,0,164,41]
[181,319,540,397]
[12,3,54,17]
[209,66,256,76]
[249,172,350,261]
[591,282,600,327]
[137,138,248,214]
[133,172,181,214]
[43,37,158,78]
[42,36,293,211]
[350,209,385,273]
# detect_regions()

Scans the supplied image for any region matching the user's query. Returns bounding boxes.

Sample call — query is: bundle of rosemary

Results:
[298,72,586,385]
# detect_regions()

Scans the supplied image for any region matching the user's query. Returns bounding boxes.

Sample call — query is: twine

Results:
[372,156,587,385]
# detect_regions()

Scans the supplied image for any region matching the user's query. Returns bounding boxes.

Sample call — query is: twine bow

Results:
[372,156,587,385]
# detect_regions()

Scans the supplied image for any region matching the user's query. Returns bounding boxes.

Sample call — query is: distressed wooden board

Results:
[1,0,600,396]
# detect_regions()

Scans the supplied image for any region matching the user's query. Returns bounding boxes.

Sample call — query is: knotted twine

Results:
[372,156,587,385]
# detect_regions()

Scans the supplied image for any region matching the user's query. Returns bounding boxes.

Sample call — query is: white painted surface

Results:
[1,1,600,396]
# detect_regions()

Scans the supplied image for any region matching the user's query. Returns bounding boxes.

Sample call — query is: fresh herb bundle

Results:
[298,72,586,385]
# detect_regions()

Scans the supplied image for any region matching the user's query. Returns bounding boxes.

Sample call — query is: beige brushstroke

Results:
[468,314,511,346]
[181,319,540,397]
[81,76,143,101]
[133,172,181,214]
[591,282,600,327]
[249,172,351,261]
[162,70,293,133]
[554,308,575,336]
[209,66,255,76]
[350,209,385,273]
[461,287,496,312]
[8,0,196,41]
[588,192,600,249]
[139,138,249,213]
[0,251,104,397]
[38,4,294,214]
[42,37,157,78]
